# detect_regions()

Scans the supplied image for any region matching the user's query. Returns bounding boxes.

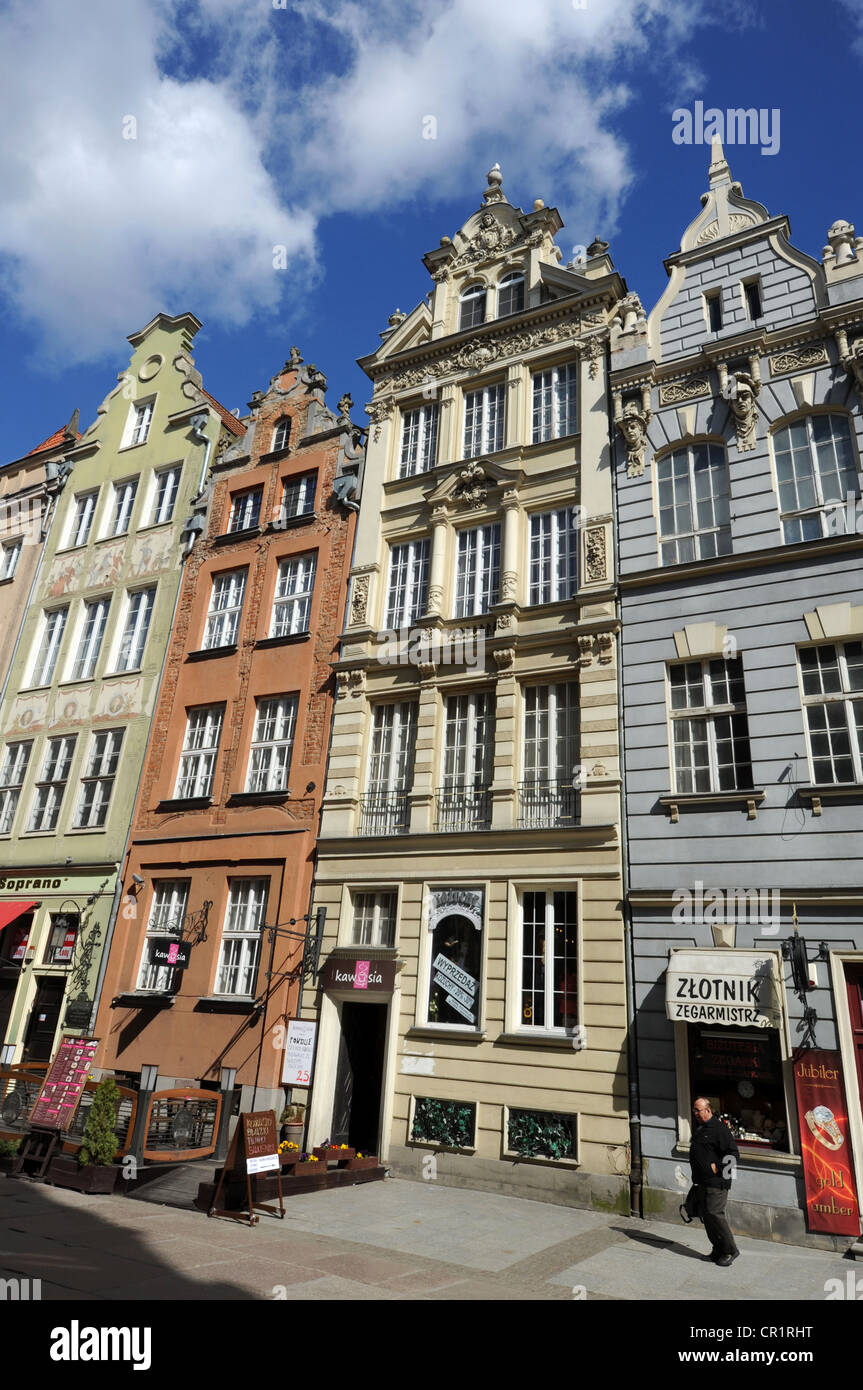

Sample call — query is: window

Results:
[150,466,181,525]
[656,444,732,564]
[175,705,224,799]
[532,362,578,443]
[0,741,32,834]
[687,1024,789,1153]
[215,879,268,996]
[352,892,397,947]
[669,657,754,794]
[528,508,578,605]
[521,683,579,826]
[246,695,297,792]
[362,702,417,834]
[426,907,482,1026]
[74,728,124,828]
[137,881,189,992]
[109,478,139,536]
[280,472,316,520]
[439,692,495,830]
[705,291,722,332]
[43,913,79,965]
[743,280,762,321]
[69,491,98,547]
[454,523,500,617]
[459,284,486,331]
[521,891,579,1030]
[774,415,858,542]
[203,570,246,650]
[399,404,439,477]
[228,487,262,533]
[272,417,291,452]
[463,384,504,459]
[31,607,68,686]
[128,400,154,448]
[385,539,429,628]
[1,540,22,580]
[71,598,110,681]
[271,553,316,636]
[1,916,31,963]
[800,641,863,784]
[28,735,76,831]
[115,587,155,671]
[498,272,525,318]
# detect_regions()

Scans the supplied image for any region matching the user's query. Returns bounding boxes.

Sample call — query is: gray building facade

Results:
[613,140,863,1248]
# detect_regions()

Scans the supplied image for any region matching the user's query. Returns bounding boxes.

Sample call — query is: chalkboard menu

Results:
[235,1111,280,1175]
[29,1036,98,1131]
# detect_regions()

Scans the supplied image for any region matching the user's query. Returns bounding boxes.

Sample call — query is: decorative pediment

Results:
[424,457,519,509]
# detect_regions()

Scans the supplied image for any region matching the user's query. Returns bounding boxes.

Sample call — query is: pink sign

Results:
[167,942,179,964]
[353,960,370,990]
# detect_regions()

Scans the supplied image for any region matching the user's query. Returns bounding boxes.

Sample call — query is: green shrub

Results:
[507,1108,576,1160]
[0,1137,21,1158]
[78,1077,120,1167]
[411,1097,475,1148]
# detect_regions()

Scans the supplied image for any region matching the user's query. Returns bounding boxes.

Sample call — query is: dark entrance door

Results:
[331,1002,387,1153]
[22,978,65,1061]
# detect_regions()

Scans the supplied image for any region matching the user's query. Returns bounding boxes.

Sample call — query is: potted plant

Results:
[0,1137,20,1173]
[283,1151,324,1177]
[279,1103,306,1148]
[49,1077,121,1194]
[343,1151,379,1172]
[312,1138,356,1162]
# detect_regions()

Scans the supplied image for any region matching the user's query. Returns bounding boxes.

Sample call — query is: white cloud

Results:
[0,0,726,364]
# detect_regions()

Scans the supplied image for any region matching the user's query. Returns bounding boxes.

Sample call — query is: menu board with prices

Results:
[29,1037,99,1131]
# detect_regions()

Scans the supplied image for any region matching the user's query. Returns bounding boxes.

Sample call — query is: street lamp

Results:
[125,1063,161,1176]
[0,1043,16,1067]
[213,1066,237,1162]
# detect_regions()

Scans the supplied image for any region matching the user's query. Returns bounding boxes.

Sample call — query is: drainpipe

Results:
[192,413,213,496]
[607,339,644,1219]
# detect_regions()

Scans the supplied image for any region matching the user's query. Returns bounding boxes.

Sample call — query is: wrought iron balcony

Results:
[518,779,580,828]
[360,791,410,836]
[436,783,492,831]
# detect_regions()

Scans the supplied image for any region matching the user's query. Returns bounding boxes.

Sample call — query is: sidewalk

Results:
[0,1172,856,1301]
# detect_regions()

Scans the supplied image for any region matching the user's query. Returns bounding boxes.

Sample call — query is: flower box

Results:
[47,1156,119,1193]
[341,1155,378,1171]
[313,1146,355,1162]
[284,1160,324,1177]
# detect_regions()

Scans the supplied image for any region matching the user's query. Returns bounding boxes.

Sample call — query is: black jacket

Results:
[690,1116,739,1189]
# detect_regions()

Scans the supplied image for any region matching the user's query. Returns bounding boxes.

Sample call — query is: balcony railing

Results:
[360,791,410,836]
[518,780,580,828]
[436,784,492,831]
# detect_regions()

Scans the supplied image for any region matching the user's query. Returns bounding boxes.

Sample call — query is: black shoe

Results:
[728,1250,740,1263]
[714,1255,734,1267]
[680,1203,693,1224]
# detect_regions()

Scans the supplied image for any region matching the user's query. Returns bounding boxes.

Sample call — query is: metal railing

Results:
[359,791,410,836]
[143,1088,221,1162]
[518,780,580,828]
[0,1066,137,1153]
[436,784,491,831]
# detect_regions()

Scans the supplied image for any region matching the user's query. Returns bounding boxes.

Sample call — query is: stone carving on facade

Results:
[769,344,828,376]
[495,611,513,631]
[335,672,350,701]
[822,219,863,270]
[382,316,599,392]
[718,362,761,452]
[287,346,304,369]
[501,571,518,601]
[585,527,607,583]
[348,669,366,698]
[450,211,515,271]
[596,632,614,664]
[365,398,393,442]
[614,389,652,478]
[659,376,711,405]
[426,583,444,614]
[590,763,607,777]
[834,328,863,404]
[578,634,594,667]
[337,393,353,424]
[350,574,370,625]
[614,292,647,336]
[417,659,436,683]
[453,461,489,508]
[492,645,515,671]
[304,364,327,392]
[695,212,755,246]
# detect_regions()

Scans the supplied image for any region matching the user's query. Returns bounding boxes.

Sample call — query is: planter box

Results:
[313,1146,355,1162]
[341,1155,379,1171]
[284,1160,324,1177]
[48,1156,119,1194]
[279,1149,301,1164]
[0,1156,19,1174]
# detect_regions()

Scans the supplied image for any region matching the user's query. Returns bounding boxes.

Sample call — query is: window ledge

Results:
[186,645,238,662]
[502,1150,580,1168]
[66,825,107,834]
[156,796,213,812]
[227,790,290,807]
[496,1030,584,1051]
[408,1138,477,1155]
[195,995,259,1014]
[405,1026,485,1044]
[56,677,98,690]
[672,1142,801,1171]
[266,511,317,532]
[254,632,311,649]
[798,783,863,816]
[213,526,261,547]
[112,991,176,1009]
[659,789,765,823]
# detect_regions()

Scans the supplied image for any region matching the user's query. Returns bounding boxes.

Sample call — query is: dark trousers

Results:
[699,1185,739,1258]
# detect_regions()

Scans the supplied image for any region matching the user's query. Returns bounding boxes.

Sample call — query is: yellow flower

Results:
[309,1155,319,1162]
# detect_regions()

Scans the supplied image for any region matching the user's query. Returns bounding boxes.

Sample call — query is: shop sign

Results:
[793,1050,860,1236]
[321,956,396,992]
[149,939,191,970]
[665,950,781,1027]
[281,1019,316,1086]
[29,1036,98,1131]
[238,1111,280,1176]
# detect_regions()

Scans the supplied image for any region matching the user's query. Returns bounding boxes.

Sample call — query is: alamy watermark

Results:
[672,881,781,936]
[672,101,780,157]
[377,626,485,670]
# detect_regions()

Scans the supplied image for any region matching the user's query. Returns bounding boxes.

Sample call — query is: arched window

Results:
[655,443,731,564]
[459,284,487,332]
[272,417,291,453]
[497,271,525,318]
[773,413,858,542]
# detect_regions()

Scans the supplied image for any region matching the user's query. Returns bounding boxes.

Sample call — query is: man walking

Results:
[690,1097,740,1266]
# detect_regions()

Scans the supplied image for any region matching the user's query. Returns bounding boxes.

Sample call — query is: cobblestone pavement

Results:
[0,1172,857,1301]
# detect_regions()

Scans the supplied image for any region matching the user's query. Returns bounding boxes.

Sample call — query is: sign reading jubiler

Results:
[793,1050,860,1236]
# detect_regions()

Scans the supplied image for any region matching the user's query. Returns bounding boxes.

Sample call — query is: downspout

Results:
[607,339,644,1219]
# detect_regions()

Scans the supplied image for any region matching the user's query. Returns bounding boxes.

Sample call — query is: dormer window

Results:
[459,284,487,332]
[705,291,723,333]
[742,279,762,321]
[497,272,525,318]
[272,417,291,453]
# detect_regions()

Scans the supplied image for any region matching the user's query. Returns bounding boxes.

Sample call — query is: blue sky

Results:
[1,0,862,461]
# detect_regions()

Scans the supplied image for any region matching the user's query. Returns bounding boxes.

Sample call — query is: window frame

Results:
[527,507,578,605]
[124,398,155,450]
[655,442,732,566]
[399,403,439,477]
[175,704,225,800]
[1,539,23,580]
[202,568,247,651]
[667,656,754,795]
[772,413,860,543]
[214,878,268,997]
[30,606,69,687]
[531,361,578,444]
[245,694,298,793]
[385,537,430,629]
[351,890,398,948]
[516,887,581,1035]
[497,271,525,319]
[272,417,291,453]
[69,596,111,682]
[798,640,863,785]
[107,476,139,538]
[27,734,77,832]
[113,586,156,673]
[0,740,33,835]
[458,283,487,332]
[453,522,501,618]
[463,382,505,460]
[228,486,263,535]
[68,490,99,548]
[73,727,124,829]
[279,472,316,522]
[136,880,189,992]
[270,552,316,637]
[149,465,182,526]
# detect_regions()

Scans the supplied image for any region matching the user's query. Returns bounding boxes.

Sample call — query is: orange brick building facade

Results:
[94,353,363,1112]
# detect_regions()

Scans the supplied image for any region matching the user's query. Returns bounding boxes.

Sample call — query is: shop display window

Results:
[687,1024,790,1152]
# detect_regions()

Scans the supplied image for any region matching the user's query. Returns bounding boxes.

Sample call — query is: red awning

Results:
[0,901,37,933]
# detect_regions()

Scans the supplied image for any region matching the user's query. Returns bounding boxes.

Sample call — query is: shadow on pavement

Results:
[609,1224,709,1262]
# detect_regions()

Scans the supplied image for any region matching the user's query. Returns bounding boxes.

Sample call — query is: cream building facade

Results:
[302,169,632,1208]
